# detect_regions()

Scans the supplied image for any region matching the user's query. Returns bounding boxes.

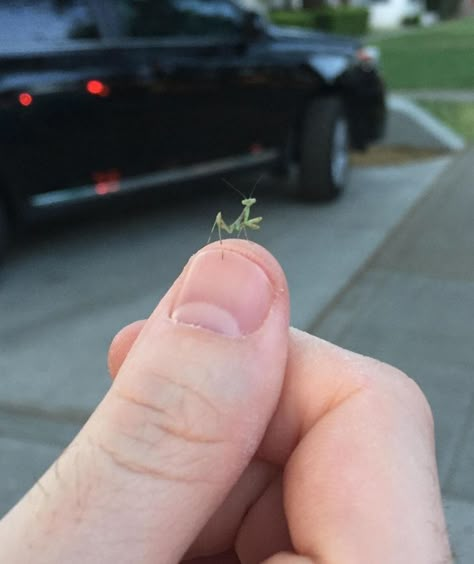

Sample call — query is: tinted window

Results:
[119,0,244,38]
[0,0,99,50]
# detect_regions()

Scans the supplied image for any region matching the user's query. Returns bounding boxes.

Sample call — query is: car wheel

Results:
[273,129,295,178]
[299,97,349,201]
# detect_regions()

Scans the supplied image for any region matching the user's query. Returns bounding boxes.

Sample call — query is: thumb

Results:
[0,241,289,564]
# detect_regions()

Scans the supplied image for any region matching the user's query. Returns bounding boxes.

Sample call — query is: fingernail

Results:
[171,249,273,336]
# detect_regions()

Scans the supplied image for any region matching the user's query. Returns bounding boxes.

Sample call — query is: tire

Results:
[273,129,295,178]
[298,97,350,201]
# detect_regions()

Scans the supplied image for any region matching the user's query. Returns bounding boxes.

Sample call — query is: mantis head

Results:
[242,197,256,207]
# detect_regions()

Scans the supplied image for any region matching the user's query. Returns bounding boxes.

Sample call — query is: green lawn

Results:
[417,100,474,143]
[372,17,474,90]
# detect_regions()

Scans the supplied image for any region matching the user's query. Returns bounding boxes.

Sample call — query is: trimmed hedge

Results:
[402,14,421,26]
[426,0,463,19]
[270,7,369,37]
[270,9,315,29]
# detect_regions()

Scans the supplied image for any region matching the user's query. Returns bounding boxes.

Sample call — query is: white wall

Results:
[239,0,303,12]
[369,0,424,28]
[238,0,268,13]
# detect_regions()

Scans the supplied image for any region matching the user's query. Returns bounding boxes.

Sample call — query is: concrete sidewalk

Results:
[395,90,474,103]
[312,149,474,562]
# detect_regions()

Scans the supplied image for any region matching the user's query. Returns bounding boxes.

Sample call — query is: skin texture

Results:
[0,240,451,563]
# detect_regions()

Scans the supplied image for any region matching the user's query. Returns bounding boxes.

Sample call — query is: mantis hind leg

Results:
[218,221,223,244]
[207,219,218,244]
[207,217,225,258]
[208,212,229,244]
[217,221,226,259]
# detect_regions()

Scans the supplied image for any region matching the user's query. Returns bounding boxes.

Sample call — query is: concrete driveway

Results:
[0,156,450,514]
[314,150,474,563]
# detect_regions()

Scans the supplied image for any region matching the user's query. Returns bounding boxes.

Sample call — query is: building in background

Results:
[369,0,424,28]
[242,0,428,29]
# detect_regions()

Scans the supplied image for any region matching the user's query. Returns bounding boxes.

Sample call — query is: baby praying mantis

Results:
[208,178,263,252]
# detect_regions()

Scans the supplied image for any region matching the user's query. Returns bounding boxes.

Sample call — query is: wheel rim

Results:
[331,118,349,188]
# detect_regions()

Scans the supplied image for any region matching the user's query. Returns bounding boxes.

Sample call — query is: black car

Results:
[0,0,386,259]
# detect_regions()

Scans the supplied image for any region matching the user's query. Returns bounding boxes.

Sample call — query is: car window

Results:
[118,0,244,38]
[0,0,99,51]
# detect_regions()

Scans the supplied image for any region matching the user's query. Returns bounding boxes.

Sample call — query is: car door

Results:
[0,0,132,210]
[112,0,278,177]
[150,0,305,161]
[207,6,310,158]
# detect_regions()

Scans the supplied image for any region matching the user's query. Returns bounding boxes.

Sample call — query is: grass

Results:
[351,145,448,166]
[371,16,474,90]
[417,100,474,143]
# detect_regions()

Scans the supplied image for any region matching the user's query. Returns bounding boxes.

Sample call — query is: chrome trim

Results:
[30,151,279,209]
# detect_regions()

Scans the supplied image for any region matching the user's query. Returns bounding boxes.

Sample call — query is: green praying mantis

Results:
[208,178,263,249]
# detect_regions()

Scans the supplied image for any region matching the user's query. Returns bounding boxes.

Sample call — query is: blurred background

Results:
[0,0,473,560]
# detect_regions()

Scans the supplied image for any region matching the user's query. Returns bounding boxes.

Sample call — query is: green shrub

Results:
[402,14,421,26]
[269,9,316,29]
[270,7,369,37]
[315,7,369,36]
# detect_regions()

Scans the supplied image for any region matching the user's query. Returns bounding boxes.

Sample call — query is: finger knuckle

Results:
[359,355,435,433]
[98,372,228,483]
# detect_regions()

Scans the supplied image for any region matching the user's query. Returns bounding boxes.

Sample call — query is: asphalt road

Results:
[0,156,450,513]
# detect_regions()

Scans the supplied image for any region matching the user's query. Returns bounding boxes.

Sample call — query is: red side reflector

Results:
[86,80,109,97]
[19,92,33,107]
[93,170,121,195]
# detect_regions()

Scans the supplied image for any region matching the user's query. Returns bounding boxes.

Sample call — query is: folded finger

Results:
[261,329,451,563]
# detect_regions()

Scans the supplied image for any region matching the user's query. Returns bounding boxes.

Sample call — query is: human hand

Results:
[0,241,451,563]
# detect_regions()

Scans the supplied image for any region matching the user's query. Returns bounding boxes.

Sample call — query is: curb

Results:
[382,94,466,152]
